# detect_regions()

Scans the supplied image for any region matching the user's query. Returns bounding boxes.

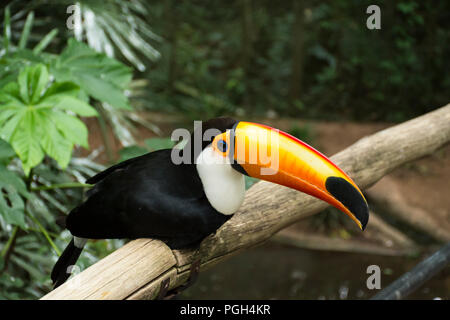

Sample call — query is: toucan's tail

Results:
[51,238,85,289]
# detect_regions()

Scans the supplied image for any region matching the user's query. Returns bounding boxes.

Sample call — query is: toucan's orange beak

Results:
[212,121,369,230]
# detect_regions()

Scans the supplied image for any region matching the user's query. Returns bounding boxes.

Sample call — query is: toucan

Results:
[51,117,369,289]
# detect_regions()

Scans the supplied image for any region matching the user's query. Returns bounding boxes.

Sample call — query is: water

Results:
[180,242,449,300]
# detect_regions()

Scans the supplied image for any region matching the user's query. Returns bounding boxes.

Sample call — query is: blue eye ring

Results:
[217,139,228,153]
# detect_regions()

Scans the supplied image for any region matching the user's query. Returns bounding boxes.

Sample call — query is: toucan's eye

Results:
[217,139,228,153]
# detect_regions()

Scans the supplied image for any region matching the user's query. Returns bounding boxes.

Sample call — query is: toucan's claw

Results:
[157,277,171,300]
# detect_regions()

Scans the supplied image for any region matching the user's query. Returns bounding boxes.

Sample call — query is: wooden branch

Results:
[42,104,450,300]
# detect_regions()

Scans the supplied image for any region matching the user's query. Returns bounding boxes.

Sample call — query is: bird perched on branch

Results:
[51,117,369,289]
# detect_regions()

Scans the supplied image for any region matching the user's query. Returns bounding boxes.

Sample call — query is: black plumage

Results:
[66,149,231,249]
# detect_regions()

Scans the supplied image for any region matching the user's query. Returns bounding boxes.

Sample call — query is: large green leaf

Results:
[51,39,132,110]
[0,108,27,142]
[37,112,73,169]
[10,110,45,176]
[53,96,98,117]
[17,64,49,104]
[38,82,98,117]
[0,108,21,131]
[49,111,88,148]
[41,81,80,99]
[0,64,96,175]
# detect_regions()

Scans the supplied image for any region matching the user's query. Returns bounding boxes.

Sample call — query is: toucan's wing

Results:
[85,152,157,185]
[66,149,229,248]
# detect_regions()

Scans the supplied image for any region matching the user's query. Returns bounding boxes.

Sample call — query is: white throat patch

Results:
[196,145,245,215]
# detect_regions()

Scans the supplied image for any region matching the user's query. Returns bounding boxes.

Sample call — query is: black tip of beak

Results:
[325,177,369,230]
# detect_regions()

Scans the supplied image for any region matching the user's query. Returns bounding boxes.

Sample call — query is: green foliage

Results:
[118,137,174,162]
[118,145,148,162]
[141,0,449,122]
[0,1,160,71]
[0,7,135,174]
[0,9,133,111]
[0,164,28,228]
[0,6,135,299]
[51,39,133,110]
[0,138,15,161]
[0,143,119,299]
[0,1,162,148]
[0,64,97,175]
[0,139,27,229]
[145,137,175,151]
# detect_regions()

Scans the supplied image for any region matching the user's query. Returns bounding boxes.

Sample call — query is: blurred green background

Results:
[0,0,448,299]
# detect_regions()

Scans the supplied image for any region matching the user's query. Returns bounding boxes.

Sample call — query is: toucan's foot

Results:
[159,259,201,300]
